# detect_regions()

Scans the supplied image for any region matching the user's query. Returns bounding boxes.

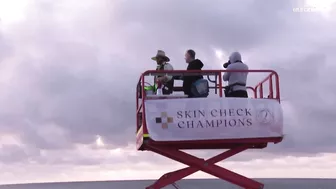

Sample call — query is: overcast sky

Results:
[0,0,336,185]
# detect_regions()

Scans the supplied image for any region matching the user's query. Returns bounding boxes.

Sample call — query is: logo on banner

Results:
[256,107,281,134]
[256,108,275,125]
[155,112,174,129]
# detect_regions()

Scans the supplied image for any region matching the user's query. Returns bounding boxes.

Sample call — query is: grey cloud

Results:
[0,144,40,164]
[1,0,136,150]
[253,45,336,155]
[114,0,295,44]
[0,33,12,62]
[0,0,335,167]
[109,0,302,61]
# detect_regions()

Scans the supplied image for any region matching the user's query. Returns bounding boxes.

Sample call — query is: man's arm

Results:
[223,64,232,81]
[157,63,174,83]
[164,63,173,81]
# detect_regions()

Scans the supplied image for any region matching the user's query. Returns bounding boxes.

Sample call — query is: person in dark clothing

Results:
[182,49,204,97]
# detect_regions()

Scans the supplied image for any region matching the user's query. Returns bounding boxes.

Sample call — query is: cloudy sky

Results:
[0,0,336,185]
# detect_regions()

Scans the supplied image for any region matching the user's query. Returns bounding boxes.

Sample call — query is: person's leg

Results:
[227,90,248,98]
[227,91,238,97]
[162,86,173,95]
[162,89,170,95]
[226,92,233,97]
[188,93,195,98]
[242,90,248,98]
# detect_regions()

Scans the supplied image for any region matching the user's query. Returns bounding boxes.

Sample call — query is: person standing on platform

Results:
[181,49,204,97]
[152,50,174,95]
[223,51,248,98]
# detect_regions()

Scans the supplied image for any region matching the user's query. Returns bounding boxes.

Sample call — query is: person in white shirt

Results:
[222,51,248,98]
[152,50,174,94]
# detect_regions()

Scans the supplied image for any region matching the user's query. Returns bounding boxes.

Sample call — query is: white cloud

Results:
[1,152,335,184]
[0,0,336,183]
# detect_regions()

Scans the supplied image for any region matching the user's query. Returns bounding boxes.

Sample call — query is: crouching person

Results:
[223,51,248,98]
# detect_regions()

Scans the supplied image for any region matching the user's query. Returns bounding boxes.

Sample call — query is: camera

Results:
[223,60,231,68]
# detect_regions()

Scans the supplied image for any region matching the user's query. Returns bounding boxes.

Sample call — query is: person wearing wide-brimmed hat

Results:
[152,50,174,95]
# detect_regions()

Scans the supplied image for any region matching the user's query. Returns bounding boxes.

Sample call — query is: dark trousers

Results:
[188,94,201,98]
[162,85,173,95]
[226,90,248,98]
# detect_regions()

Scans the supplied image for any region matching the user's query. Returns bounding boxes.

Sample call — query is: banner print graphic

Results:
[145,97,283,142]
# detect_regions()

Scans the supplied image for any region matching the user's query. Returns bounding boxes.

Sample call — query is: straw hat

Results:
[151,50,170,62]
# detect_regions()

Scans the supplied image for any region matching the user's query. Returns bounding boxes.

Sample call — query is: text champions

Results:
[176,108,253,128]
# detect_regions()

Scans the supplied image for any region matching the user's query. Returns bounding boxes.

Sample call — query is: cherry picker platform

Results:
[136,69,283,189]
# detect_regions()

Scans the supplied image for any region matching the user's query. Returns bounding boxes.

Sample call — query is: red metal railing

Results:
[254,71,280,100]
[136,69,280,134]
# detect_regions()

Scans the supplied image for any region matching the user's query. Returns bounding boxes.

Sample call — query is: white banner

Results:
[145,97,283,141]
